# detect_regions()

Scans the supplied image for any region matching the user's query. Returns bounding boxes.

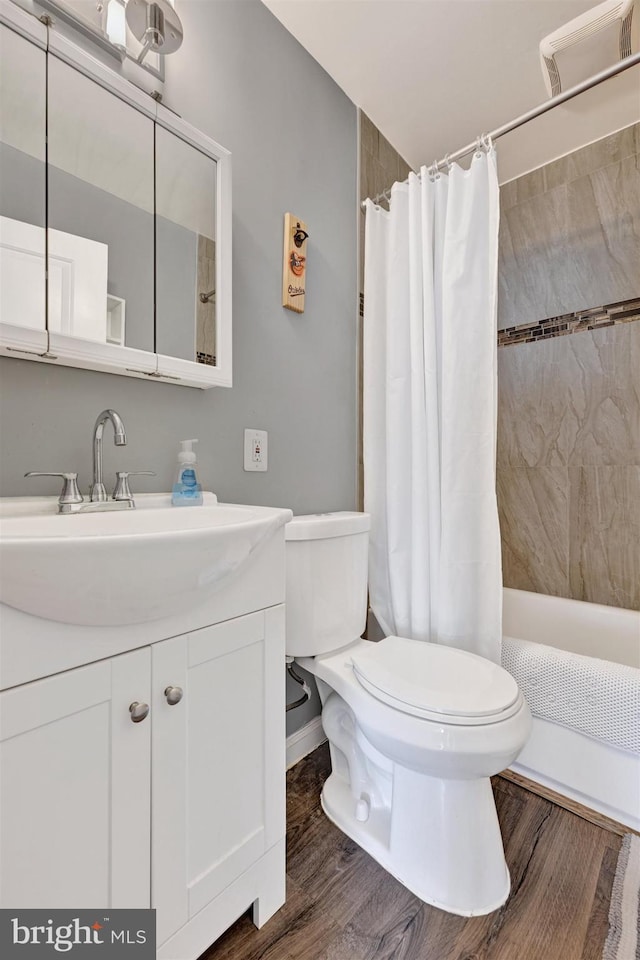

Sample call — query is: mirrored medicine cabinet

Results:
[0,3,231,388]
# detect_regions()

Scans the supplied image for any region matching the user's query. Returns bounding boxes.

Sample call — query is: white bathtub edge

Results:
[511,715,640,833]
[503,587,640,667]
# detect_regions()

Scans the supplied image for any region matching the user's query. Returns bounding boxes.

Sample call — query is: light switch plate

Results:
[244,428,268,471]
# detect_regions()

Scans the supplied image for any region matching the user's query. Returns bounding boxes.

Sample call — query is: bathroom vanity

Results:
[0,495,291,959]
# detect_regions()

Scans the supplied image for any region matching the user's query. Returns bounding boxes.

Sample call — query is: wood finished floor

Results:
[201,744,621,960]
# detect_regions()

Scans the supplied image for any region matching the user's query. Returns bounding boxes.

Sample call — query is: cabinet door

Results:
[152,607,285,946]
[0,648,151,909]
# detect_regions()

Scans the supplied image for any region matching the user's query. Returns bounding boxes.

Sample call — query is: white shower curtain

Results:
[363,148,502,663]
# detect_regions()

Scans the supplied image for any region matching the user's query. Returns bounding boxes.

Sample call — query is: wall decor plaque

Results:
[282,212,308,313]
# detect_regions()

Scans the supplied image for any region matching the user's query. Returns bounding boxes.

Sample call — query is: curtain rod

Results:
[361,51,640,210]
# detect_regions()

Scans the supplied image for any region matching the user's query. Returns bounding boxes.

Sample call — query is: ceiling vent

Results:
[540,0,636,96]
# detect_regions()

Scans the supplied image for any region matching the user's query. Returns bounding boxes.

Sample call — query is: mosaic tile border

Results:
[196,352,216,366]
[498,298,640,347]
[357,295,639,345]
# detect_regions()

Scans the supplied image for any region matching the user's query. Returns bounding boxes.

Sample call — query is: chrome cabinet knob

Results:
[129,701,150,723]
[164,685,183,705]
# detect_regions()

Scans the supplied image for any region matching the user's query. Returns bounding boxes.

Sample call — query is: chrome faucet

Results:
[91,409,127,502]
[25,408,155,514]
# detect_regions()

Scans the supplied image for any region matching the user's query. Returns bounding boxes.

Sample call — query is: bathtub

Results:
[502,588,640,832]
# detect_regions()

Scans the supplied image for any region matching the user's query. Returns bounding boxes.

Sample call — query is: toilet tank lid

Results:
[285,511,370,540]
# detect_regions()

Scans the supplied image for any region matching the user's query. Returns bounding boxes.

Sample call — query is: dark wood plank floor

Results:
[202,744,621,960]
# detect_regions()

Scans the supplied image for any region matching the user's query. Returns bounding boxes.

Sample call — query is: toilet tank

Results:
[285,512,370,657]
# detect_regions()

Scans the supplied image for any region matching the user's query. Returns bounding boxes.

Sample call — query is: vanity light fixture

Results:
[105,0,126,50]
[35,0,179,78]
[125,0,184,64]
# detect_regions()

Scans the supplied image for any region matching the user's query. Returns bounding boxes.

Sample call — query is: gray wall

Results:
[0,0,358,525]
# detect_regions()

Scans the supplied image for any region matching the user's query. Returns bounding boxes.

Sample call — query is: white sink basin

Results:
[0,493,292,626]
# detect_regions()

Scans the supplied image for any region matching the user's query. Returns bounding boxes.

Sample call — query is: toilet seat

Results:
[350,636,521,726]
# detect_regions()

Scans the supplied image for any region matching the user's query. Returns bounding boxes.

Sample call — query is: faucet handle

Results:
[112,471,156,502]
[25,472,83,506]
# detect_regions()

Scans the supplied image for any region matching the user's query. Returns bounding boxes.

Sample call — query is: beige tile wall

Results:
[498,300,640,611]
[196,235,215,364]
[360,111,413,206]
[498,124,640,330]
[499,125,640,610]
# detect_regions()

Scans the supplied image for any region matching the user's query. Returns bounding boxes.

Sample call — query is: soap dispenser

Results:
[172,439,203,506]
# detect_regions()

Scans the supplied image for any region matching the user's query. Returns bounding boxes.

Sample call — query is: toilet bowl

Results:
[285,512,531,916]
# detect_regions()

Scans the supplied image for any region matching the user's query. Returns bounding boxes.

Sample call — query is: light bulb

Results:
[106,0,126,49]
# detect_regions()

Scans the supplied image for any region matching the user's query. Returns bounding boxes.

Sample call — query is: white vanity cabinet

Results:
[151,607,286,951]
[0,521,288,960]
[0,648,152,909]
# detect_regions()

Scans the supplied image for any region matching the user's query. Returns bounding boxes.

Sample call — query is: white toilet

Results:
[285,511,532,917]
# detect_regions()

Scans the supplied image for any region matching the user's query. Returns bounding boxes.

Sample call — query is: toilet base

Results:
[320,766,511,916]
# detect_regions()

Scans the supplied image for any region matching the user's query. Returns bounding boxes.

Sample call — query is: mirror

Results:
[0,24,47,334]
[0,5,231,388]
[47,56,155,350]
[155,126,217,365]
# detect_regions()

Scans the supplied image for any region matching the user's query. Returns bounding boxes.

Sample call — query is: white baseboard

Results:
[286,715,326,769]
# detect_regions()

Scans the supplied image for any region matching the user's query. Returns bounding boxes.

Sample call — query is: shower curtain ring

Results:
[482,133,492,151]
[430,160,440,181]
[475,136,483,158]
[444,153,453,170]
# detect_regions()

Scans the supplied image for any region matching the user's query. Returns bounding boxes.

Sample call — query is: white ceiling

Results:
[262,0,640,181]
